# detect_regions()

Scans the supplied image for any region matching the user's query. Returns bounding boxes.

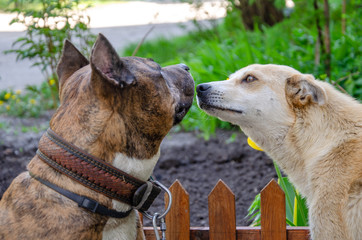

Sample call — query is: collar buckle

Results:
[79,196,99,213]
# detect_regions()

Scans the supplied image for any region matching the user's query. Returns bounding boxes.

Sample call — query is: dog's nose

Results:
[178,63,190,72]
[196,83,212,97]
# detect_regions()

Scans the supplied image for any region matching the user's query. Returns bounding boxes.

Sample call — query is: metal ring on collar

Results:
[142,180,172,220]
[133,181,153,210]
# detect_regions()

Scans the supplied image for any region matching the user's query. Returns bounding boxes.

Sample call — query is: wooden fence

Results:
[142,179,310,240]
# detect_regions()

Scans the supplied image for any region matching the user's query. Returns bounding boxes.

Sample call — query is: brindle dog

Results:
[0,34,194,240]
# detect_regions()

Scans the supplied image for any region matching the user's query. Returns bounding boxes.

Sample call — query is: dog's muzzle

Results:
[196,83,212,98]
[162,63,194,125]
[196,83,213,110]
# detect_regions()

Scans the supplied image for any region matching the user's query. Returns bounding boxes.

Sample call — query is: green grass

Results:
[123,8,361,137]
[0,121,9,130]
[2,1,361,138]
[0,81,57,118]
[247,163,309,227]
[21,125,44,133]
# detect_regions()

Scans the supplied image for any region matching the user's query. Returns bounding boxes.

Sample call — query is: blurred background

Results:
[0,0,360,134]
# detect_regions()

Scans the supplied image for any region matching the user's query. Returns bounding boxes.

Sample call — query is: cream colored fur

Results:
[197,64,362,240]
[102,150,160,240]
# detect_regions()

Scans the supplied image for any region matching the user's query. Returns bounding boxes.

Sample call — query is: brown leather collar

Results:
[37,128,161,212]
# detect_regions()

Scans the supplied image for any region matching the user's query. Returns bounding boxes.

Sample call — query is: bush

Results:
[5,0,96,109]
[123,1,361,137]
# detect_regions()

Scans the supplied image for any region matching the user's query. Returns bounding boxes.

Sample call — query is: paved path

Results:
[0,1,225,90]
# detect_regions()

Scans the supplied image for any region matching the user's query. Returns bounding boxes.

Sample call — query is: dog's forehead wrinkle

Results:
[124,57,162,73]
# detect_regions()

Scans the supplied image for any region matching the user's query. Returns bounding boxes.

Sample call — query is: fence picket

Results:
[143,178,310,239]
[260,179,286,240]
[165,180,190,240]
[208,179,236,240]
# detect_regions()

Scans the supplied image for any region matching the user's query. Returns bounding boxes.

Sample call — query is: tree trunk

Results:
[231,0,284,31]
[323,0,331,78]
[313,0,331,78]
[313,0,324,66]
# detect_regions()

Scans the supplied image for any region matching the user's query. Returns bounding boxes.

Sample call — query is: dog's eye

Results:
[243,75,257,83]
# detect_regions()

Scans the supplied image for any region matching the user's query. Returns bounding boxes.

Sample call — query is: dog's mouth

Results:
[199,102,243,114]
[174,102,192,125]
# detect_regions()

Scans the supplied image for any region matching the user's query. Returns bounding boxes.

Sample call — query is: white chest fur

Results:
[102,150,160,240]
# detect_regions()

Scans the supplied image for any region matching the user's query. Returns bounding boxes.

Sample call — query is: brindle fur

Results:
[0,34,194,240]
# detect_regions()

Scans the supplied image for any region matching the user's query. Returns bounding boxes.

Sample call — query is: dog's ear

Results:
[90,34,136,88]
[286,74,326,107]
[57,40,89,87]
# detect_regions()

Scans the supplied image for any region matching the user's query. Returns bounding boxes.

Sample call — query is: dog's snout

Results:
[196,84,212,97]
[197,84,211,92]
[178,63,190,72]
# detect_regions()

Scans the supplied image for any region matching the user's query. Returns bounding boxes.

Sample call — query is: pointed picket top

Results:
[208,179,234,198]
[260,179,286,240]
[165,179,190,240]
[208,179,236,240]
[165,179,189,210]
[260,179,284,196]
[171,179,189,197]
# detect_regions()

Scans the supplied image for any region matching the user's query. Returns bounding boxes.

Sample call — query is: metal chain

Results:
[160,217,167,239]
[147,180,172,240]
[152,213,167,240]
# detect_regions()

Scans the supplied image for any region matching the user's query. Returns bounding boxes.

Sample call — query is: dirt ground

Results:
[0,113,276,227]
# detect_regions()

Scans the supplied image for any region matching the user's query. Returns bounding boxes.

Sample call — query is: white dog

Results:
[196,64,362,240]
